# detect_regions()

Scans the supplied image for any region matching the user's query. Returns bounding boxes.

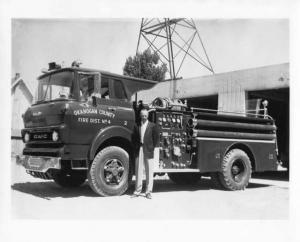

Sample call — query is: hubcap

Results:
[103,158,125,185]
[231,159,246,182]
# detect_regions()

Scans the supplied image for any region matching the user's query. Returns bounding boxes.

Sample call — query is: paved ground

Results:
[11,159,289,220]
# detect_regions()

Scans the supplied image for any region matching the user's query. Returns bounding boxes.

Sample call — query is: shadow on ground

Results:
[150,179,270,194]
[252,171,289,181]
[11,182,99,200]
[11,177,271,200]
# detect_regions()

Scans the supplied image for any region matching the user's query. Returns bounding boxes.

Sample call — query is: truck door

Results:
[70,72,135,145]
[69,72,104,145]
[76,72,124,131]
[98,78,134,131]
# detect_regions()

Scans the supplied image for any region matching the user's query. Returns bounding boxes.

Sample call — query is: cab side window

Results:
[113,79,127,99]
[100,79,110,99]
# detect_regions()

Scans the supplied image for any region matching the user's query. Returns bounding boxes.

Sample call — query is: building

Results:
[11,73,33,156]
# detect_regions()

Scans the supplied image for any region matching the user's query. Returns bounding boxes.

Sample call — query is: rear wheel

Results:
[88,146,130,196]
[218,149,252,190]
[168,172,201,185]
[53,170,87,188]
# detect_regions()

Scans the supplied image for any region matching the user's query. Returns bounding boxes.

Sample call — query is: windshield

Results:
[35,71,74,103]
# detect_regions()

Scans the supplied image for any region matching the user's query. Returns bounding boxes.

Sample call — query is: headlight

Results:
[52,131,59,141]
[24,133,30,143]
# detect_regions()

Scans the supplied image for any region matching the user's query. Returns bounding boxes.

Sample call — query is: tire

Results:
[53,170,87,188]
[88,146,130,196]
[168,172,201,185]
[218,149,252,190]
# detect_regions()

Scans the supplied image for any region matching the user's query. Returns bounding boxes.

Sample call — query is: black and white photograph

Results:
[1,0,300,242]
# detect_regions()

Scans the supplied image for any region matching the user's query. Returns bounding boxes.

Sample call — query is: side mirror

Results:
[91,93,101,107]
[92,95,97,107]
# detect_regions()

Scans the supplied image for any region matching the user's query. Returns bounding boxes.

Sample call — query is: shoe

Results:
[131,191,141,198]
[145,193,152,199]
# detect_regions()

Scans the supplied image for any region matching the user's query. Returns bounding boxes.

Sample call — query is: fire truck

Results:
[16,63,278,196]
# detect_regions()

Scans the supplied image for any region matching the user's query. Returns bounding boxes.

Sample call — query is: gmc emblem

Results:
[33,134,48,139]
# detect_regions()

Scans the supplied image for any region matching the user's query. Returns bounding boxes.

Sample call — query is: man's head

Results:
[140,109,149,123]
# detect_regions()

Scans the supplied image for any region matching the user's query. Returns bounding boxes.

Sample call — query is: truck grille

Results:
[23,147,63,157]
[26,143,62,148]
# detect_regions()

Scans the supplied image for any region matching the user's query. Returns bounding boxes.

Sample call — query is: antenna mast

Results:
[136,18,214,81]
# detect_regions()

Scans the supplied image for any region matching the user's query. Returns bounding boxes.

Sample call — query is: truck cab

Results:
[18,64,156,195]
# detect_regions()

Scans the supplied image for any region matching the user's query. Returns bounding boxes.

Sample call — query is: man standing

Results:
[132,109,159,199]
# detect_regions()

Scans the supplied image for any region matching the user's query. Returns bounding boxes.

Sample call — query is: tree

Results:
[123,49,167,82]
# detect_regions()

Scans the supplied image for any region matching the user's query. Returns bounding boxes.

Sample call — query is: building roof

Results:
[11,74,33,103]
[137,62,289,101]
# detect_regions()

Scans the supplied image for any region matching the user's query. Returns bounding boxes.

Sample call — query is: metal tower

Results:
[136,18,214,81]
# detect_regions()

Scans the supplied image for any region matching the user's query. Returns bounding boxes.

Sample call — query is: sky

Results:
[12,19,289,93]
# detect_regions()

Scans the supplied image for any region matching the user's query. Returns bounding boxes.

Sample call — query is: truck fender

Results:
[222,142,256,170]
[89,125,133,160]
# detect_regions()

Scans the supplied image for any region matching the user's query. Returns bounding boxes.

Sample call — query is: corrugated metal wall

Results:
[218,79,246,115]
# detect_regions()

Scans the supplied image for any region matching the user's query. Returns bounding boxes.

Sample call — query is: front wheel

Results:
[218,149,252,190]
[88,146,130,196]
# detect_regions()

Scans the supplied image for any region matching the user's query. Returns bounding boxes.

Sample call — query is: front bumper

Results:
[16,155,61,172]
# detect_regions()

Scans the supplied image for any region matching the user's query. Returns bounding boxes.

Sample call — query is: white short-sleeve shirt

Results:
[140,120,148,144]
